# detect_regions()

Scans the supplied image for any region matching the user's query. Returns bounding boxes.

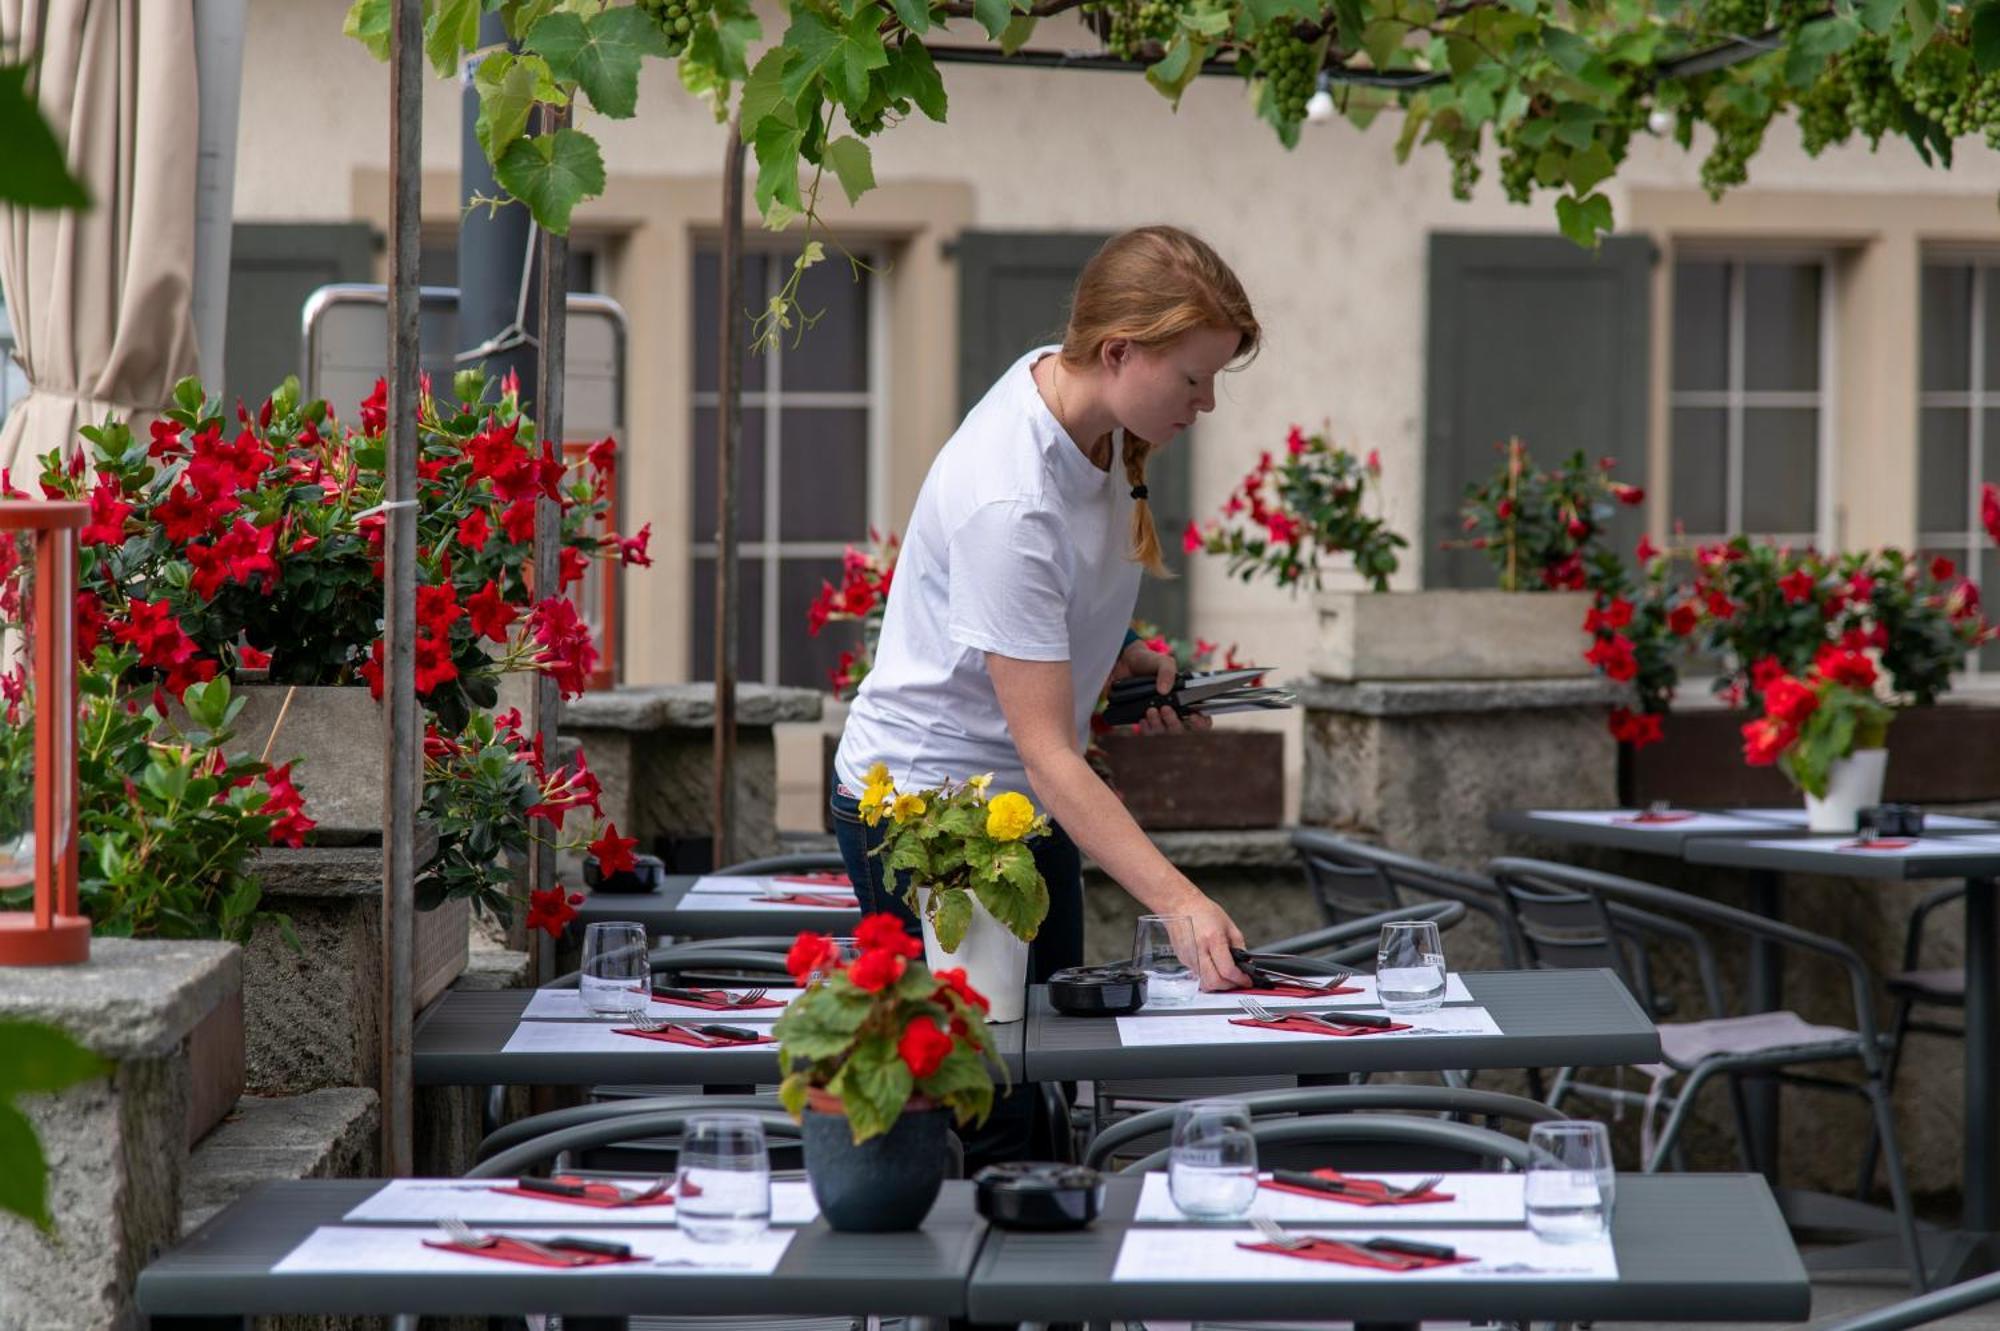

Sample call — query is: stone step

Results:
[182,1088,379,1234]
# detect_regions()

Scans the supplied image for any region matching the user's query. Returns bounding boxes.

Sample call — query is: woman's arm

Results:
[986,651,1252,989]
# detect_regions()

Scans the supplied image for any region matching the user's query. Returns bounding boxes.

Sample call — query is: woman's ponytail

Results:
[1058,225,1259,578]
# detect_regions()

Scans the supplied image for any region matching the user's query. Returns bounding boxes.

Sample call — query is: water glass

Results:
[1375,919,1447,1014]
[1134,913,1200,1006]
[579,921,649,1017]
[1525,1119,1615,1243]
[676,1113,773,1242]
[1168,1099,1258,1219]
[807,935,862,987]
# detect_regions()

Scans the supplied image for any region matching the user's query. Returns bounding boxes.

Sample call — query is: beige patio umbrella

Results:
[0,0,199,477]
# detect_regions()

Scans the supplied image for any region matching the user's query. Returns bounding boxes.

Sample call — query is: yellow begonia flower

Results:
[865,761,892,788]
[859,779,896,827]
[985,790,1036,842]
[891,792,928,824]
[966,772,993,794]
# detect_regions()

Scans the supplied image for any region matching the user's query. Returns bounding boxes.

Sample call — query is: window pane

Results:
[1670,406,1728,534]
[1740,407,1818,535]
[779,408,869,542]
[1985,409,2000,497]
[1985,547,2000,673]
[1742,262,1821,392]
[1920,407,1970,534]
[692,250,769,393]
[782,256,870,393]
[1673,261,1729,392]
[690,555,766,683]
[1922,263,1973,392]
[779,556,858,691]
[692,406,768,543]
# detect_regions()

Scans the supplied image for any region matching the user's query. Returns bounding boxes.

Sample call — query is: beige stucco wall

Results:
[233,0,2000,820]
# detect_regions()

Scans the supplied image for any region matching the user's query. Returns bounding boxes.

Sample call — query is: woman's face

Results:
[1101,326,1243,445]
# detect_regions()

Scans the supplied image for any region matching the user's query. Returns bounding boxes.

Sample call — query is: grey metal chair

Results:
[1858,883,1966,1198]
[713,852,850,876]
[1815,1270,2000,1331]
[1292,829,1525,968]
[1084,1084,1567,1172]
[477,1093,785,1165]
[1489,855,1925,1290]
[1113,1112,1537,1175]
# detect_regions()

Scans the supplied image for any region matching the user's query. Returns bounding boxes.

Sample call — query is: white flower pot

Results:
[921,897,1030,1025]
[1804,748,1889,833]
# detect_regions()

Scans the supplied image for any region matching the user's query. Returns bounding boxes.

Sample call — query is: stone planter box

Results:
[1311,590,1596,681]
[1097,730,1284,830]
[184,986,244,1147]
[168,683,385,843]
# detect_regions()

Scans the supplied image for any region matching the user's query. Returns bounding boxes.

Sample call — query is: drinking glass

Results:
[579,921,649,1017]
[1134,913,1200,1007]
[1524,1119,1615,1243]
[676,1113,773,1242]
[1375,920,1447,1014]
[807,935,862,987]
[1168,1099,1258,1219]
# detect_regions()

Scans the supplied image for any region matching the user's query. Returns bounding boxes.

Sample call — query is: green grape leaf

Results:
[526,7,670,120]
[1784,13,1860,87]
[494,128,606,233]
[0,1022,106,1096]
[1905,0,1938,46]
[425,0,482,79]
[343,0,391,61]
[1856,0,1902,31]
[473,50,539,163]
[1554,189,1613,248]
[891,0,933,34]
[999,14,1039,53]
[824,135,876,204]
[709,0,764,82]
[886,39,948,121]
[752,111,807,215]
[972,0,1011,38]
[1146,35,1206,106]
[1975,0,2000,73]
[741,45,799,129]
[0,66,88,209]
[1565,140,1615,192]
[0,1101,51,1232]
[781,5,891,107]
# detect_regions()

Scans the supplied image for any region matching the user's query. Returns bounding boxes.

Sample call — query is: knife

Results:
[517,1176,590,1197]
[546,1235,635,1258]
[1293,1009,1395,1029]
[694,1022,760,1041]
[1362,1236,1457,1260]
[653,986,725,1004]
[1269,1169,1375,1198]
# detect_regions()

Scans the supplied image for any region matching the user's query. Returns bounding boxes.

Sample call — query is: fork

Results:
[1250,1215,1313,1250]
[1357,1172,1446,1200]
[438,1216,588,1265]
[730,987,770,1007]
[1247,1216,1429,1268]
[1237,997,1349,1032]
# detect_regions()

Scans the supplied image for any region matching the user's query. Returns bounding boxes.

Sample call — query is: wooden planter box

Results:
[1097,730,1284,831]
[184,981,244,1147]
[1628,701,2000,808]
[1312,590,1596,681]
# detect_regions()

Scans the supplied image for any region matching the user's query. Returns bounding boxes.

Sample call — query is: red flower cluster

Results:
[527,595,600,698]
[524,883,585,938]
[1739,648,1880,768]
[588,823,639,877]
[806,531,900,698]
[260,762,316,848]
[783,916,992,1082]
[1608,707,1663,746]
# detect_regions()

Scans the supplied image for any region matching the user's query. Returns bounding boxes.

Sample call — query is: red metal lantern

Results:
[0,501,88,964]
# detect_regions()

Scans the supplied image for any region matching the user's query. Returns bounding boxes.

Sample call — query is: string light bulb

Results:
[1647,105,1674,135]
[1305,69,1335,123]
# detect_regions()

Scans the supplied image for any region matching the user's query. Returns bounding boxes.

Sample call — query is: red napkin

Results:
[614,1026,776,1049]
[1839,837,1916,852]
[651,988,787,1011]
[760,892,860,907]
[1229,1015,1412,1038]
[1236,1237,1473,1272]
[422,1236,645,1268]
[1614,810,1696,825]
[1259,1170,1455,1206]
[772,871,851,886]
[487,1175,677,1209]
[1234,983,1363,999]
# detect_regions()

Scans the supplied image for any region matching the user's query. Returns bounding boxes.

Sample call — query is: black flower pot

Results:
[802,1094,950,1232]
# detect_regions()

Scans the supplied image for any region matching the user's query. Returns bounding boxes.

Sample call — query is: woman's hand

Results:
[1179,892,1251,990]
[1108,640,1213,736]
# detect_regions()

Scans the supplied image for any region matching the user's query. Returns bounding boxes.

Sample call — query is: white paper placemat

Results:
[342,1178,819,1226]
[1141,974,1474,1014]
[1110,1225,1616,1282]
[273,1224,794,1275]
[498,1021,777,1056]
[1530,809,1775,835]
[1730,808,2000,831]
[521,988,800,1021]
[675,892,859,914]
[687,874,857,896]
[1114,1007,1503,1049]
[1724,834,2000,859]
[1133,1172,1525,1225]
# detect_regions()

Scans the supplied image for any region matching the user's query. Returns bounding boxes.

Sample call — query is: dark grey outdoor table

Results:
[412,989,1027,1085]
[1022,969,1659,1081]
[966,1173,1808,1325]
[1492,806,2000,856]
[137,1178,981,1325]
[571,874,862,941]
[1683,832,2000,1282]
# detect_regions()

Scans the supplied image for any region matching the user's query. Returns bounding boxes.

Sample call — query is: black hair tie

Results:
[1130,484,1149,501]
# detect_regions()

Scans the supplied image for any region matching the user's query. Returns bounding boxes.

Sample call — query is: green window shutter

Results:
[954,231,1191,638]
[1424,233,1654,589]
[225,223,376,407]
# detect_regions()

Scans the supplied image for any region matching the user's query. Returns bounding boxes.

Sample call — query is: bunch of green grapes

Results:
[1697,0,1770,39]
[1699,105,1768,197]
[1104,0,1177,59]
[1898,41,1973,138]
[1447,142,1481,202]
[637,0,712,56]
[1256,22,1317,125]
[1496,130,1537,206]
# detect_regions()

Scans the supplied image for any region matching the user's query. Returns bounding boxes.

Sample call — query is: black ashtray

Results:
[974,1162,1106,1231]
[1047,964,1147,1016]
[1861,803,1926,838]
[583,851,667,895]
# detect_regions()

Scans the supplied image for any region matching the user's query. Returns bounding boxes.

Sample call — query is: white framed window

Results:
[1917,256,2000,676]
[1667,254,1834,547]
[0,297,28,437]
[689,245,887,688]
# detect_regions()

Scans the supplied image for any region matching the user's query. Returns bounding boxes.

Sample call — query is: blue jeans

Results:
[829,774,1083,1168]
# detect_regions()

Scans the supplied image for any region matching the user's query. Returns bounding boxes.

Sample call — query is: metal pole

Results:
[459,11,537,396]
[712,116,744,872]
[380,0,422,1179]
[528,104,569,987]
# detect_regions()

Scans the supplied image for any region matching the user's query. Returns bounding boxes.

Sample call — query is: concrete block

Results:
[181,1089,380,1233]
[1311,590,1599,682]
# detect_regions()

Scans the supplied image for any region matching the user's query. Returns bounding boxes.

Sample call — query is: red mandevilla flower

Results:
[1813,645,1878,692]
[1779,568,1817,604]
[466,580,518,643]
[524,884,583,939]
[588,824,639,877]
[80,475,133,547]
[1666,602,1699,637]
[616,522,653,568]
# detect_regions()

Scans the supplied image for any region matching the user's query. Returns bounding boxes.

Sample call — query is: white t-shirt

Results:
[835,346,1143,801]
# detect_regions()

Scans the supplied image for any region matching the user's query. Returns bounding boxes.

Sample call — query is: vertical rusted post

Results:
[713,115,745,872]
[529,105,570,986]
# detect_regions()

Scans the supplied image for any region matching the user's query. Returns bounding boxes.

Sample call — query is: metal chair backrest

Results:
[1254,900,1468,970]
[1813,1270,2000,1331]
[477,1094,784,1165]
[468,1109,804,1179]
[1291,830,1524,968]
[1115,1113,1537,1175]
[713,852,849,876]
[1486,857,1642,993]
